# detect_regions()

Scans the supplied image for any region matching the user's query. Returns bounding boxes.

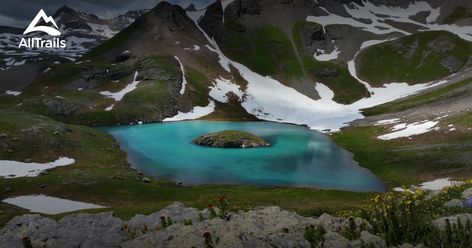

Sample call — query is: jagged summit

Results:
[53,5,77,16]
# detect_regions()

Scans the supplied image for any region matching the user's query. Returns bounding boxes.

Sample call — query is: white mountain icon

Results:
[23,9,61,36]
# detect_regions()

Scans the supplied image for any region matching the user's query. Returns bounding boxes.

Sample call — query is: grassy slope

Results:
[357,31,472,86]
[221,21,303,80]
[334,78,472,187]
[3,56,178,126]
[292,22,370,104]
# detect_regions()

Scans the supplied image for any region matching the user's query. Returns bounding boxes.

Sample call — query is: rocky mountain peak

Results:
[186,3,197,11]
[151,2,195,33]
[199,0,223,38]
[54,5,77,17]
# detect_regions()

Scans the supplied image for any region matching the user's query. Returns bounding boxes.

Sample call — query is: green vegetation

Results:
[444,7,472,24]
[357,31,472,86]
[304,224,326,247]
[221,22,303,79]
[292,22,370,104]
[360,182,472,247]
[185,66,211,107]
[363,77,472,116]
[332,111,472,187]
[4,56,180,126]
[193,130,270,148]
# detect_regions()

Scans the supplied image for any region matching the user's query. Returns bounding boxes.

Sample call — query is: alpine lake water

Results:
[101,121,386,192]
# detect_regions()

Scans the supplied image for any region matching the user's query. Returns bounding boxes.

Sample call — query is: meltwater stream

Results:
[102,121,386,192]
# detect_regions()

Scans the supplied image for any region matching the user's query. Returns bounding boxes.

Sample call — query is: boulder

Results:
[461,187,472,199]
[315,68,339,78]
[433,213,472,230]
[443,199,464,208]
[43,98,80,117]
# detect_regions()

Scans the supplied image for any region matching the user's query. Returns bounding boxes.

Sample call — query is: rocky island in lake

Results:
[193,130,270,148]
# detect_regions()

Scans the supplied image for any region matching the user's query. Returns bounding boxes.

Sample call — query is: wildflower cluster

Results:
[361,180,472,247]
[208,196,231,220]
[361,189,445,246]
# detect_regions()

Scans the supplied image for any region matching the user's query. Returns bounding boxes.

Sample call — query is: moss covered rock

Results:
[193,130,270,148]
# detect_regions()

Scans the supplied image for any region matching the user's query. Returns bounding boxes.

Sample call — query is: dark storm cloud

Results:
[0,0,213,28]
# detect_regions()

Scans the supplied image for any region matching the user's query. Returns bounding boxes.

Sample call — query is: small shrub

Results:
[341,217,361,240]
[203,232,214,248]
[184,219,193,226]
[22,237,33,248]
[160,216,173,229]
[304,224,326,248]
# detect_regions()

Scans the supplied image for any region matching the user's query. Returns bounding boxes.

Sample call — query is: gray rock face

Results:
[136,58,180,82]
[43,98,80,117]
[433,213,472,230]
[199,0,223,38]
[315,68,339,78]
[0,213,126,248]
[0,202,385,248]
[127,202,209,233]
[462,187,472,199]
[301,24,325,47]
[225,0,262,20]
[441,56,463,73]
[443,199,464,208]
[0,214,57,248]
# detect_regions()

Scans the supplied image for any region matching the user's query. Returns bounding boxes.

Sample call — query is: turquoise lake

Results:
[102,121,386,192]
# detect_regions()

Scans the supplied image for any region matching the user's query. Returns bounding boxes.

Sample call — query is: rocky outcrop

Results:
[225,0,262,20]
[301,24,326,47]
[433,213,472,231]
[199,0,224,38]
[43,98,80,117]
[441,56,463,73]
[193,130,270,148]
[0,202,388,248]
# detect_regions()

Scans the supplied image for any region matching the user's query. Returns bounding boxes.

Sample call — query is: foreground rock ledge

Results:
[193,130,270,148]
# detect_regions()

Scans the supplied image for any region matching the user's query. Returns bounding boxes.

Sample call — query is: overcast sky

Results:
[0,0,214,28]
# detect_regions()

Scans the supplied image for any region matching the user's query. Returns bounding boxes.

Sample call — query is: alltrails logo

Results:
[19,9,66,48]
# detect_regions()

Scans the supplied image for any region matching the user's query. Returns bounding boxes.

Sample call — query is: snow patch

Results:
[100,71,140,101]
[378,120,439,140]
[420,178,463,191]
[105,104,114,111]
[0,157,75,178]
[307,1,472,41]
[174,56,188,95]
[5,90,21,96]
[314,47,340,61]
[2,195,105,215]
[209,77,243,103]
[163,101,215,122]
[375,118,400,125]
